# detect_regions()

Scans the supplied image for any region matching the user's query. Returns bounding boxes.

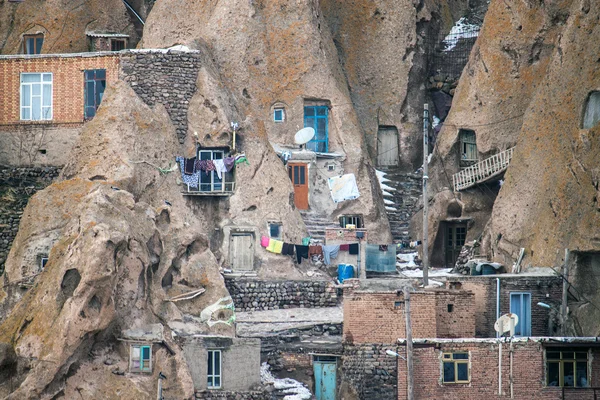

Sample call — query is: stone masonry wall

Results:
[195,390,275,400]
[0,166,60,273]
[225,279,337,312]
[120,51,202,143]
[342,344,398,400]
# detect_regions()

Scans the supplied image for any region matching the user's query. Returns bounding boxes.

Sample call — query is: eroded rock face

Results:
[416,0,575,267]
[0,0,140,54]
[142,0,393,242]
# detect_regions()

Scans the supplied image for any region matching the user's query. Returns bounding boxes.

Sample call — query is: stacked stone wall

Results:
[0,166,60,273]
[342,344,398,400]
[195,390,274,400]
[225,279,337,311]
[120,51,202,143]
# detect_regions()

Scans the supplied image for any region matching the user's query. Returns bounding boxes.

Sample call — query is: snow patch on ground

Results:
[131,45,197,53]
[444,17,480,51]
[385,206,398,211]
[401,268,455,278]
[376,169,391,183]
[380,183,396,192]
[382,190,393,197]
[261,362,312,400]
[396,252,418,268]
[384,198,395,205]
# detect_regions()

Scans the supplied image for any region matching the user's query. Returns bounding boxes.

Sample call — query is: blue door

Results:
[510,292,531,336]
[314,359,337,400]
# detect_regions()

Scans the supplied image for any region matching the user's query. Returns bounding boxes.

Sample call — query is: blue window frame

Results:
[304,105,328,153]
[274,108,285,122]
[510,292,531,336]
[84,69,106,120]
[130,344,152,372]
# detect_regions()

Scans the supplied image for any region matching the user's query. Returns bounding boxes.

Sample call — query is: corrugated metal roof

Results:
[85,32,129,38]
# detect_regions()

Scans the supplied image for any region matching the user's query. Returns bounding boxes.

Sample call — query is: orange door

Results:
[288,163,309,210]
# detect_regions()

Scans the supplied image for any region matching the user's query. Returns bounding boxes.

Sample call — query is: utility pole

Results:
[561,248,570,334]
[404,286,414,400]
[422,104,430,287]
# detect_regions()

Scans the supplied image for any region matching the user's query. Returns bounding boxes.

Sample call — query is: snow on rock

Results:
[443,17,480,51]
[261,362,312,400]
[384,198,395,205]
[385,206,398,211]
[380,183,396,192]
[376,169,391,183]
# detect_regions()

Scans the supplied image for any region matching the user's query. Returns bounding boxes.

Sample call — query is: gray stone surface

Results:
[342,344,399,400]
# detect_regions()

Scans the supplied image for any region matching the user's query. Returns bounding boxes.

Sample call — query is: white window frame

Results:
[40,257,48,270]
[129,343,152,373]
[207,349,222,389]
[274,107,285,122]
[199,150,225,192]
[20,72,53,121]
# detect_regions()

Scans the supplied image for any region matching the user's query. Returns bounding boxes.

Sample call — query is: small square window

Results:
[23,34,44,54]
[274,108,285,122]
[40,257,48,270]
[269,222,282,239]
[327,164,335,171]
[447,304,454,312]
[339,215,363,229]
[130,344,152,373]
[110,39,126,51]
[442,352,470,384]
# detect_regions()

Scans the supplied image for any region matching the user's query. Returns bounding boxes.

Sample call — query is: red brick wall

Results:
[343,290,475,344]
[447,276,562,337]
[0,54,119,125]
[325,228,367,244]
[397,342,600,400]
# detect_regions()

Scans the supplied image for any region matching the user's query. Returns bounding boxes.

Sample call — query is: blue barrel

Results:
[338,264,355,283]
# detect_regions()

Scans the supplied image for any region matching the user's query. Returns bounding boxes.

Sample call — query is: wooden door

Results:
[445,223,467,267]
[230,233,254,271]
[377,126,399,166]
[288,163,309,210]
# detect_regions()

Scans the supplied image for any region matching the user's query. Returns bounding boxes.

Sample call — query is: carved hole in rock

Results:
[38,149,46,155]
[217,311,225,320]
[60,269,81,299]
[157,208,170,229]
[161,267,174,288]
[244,205,257,212]
[18,318,32,336]
[89,175,107,181]
[447,201,463,218]
[89,295,102,312]
[242,88,251,99]
[266,187,273,195]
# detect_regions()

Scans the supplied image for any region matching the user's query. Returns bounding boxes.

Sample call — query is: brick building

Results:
[446,274,563,337]
[397,337,600,400]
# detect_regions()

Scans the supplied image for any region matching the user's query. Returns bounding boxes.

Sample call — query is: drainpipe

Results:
[496,278,500,338]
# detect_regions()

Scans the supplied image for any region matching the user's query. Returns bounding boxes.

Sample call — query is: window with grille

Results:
[23,34,43,54]
[130,344,152,373]
[304,105,329,153]
[84,69,106,120]
[207,349,222,389]
[110,39,126,51]
[546,348,589,387]
[339,215,363,229]
[442,353,470,383]
[20,73,52,121]
[274,108,285,122]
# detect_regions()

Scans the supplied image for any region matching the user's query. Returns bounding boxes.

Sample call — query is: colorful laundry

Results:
[184,157,196,175]
[349,243,359,255]
[322,245,340,265]
[379,245,388,252]
[235,153,250,166]
[196,159,216,175]
[260,235,270,248]
[340,244,350,251]
[282,243,295,256]
[176,156,201,189]
[213,159,228,179]
[302,237,311,246]
[223,156,236,172]
[295,245,309,264]
[266,239,283,254]
[308,245,323,257]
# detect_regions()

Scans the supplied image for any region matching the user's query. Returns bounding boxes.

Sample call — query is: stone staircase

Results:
[376,168,422,244]
[299,211,338,242]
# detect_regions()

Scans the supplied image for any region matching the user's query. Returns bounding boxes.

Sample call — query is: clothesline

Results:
[176,154,248,189]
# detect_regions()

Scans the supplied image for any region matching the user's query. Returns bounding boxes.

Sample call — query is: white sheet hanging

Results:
[328,173,360,203]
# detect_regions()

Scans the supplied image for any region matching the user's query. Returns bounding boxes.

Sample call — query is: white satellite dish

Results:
[494,313,519,336]
[295,127,315,145]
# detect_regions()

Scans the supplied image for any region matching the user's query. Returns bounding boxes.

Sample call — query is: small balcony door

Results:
[288,163,308,210]
[510,292,531,336]
[199,150,223,192]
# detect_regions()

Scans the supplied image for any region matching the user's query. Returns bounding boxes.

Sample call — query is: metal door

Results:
[288,163,309,210]
[445,223,467,267]
[377,126,399,166]
[230,233,254,271]
[314,361,336,400]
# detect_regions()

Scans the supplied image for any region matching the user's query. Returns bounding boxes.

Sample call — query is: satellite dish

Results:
[295,127,315,145]
[494,313,519,336]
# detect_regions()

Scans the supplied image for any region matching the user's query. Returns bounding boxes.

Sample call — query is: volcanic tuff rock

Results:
[0,0,140,54]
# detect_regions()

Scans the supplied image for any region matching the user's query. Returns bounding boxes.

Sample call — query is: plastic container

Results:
[338,264,355,283]
[470,265,481,276]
